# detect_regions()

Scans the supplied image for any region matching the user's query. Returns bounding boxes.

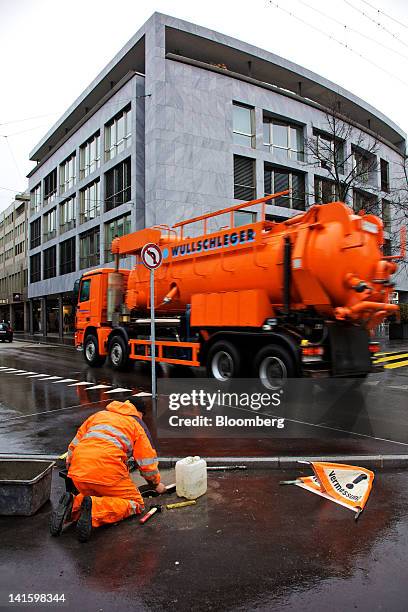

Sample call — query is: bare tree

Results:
[305,99,380,206]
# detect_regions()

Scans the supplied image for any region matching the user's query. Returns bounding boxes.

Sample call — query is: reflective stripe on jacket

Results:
[67,400,160,486]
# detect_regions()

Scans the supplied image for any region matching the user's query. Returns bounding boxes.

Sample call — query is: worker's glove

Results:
[155,482,166,494]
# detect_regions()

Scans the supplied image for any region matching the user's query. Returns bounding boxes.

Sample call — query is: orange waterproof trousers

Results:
[71,475,144,528]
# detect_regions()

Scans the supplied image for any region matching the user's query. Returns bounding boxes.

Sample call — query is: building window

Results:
[263,117,304,161]
[80,180,100,224]
[30,253,41,283]
[80,227,100,269]
[80,132,100,179]
[30,218,41,249]
[105,105,132,161]
[43,208,57,242]
[104,213,131,262]
[15,242,24,256]
[380,159,390,192]
[44,169,57,205]
[352,147,376,185]
[264,164,305,210]
[353,189,377,214]
[233,155,256,200]
[382,199,391,233]
[105,158,131,212]
[314,176,339,204]
[312,130,344,173]
[60,195,76,233]
[232,102,255,147]
[30,183,41,213]
[60,237,76,275]
[59,153,76,194]
[43,246,56,280]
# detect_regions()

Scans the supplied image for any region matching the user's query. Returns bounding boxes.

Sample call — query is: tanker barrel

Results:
[283,236,292,316]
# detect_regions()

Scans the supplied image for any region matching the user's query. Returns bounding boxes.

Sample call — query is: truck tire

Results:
[206,340,241,381]
[254,345,296,389]
[84,334,105,367]
[109,335,129,370]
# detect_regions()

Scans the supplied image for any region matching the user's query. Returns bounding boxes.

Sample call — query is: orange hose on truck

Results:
[74,191,404,384]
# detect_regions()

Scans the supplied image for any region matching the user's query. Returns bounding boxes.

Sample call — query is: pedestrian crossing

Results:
[0,366,151,397]
[373,350,408,370]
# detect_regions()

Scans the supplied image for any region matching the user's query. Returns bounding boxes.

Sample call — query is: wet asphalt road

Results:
[1,467,408,611]
[1,341,408,458]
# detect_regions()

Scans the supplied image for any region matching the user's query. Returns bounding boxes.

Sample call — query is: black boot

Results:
[50,492,73,536]
[76,496,93,543]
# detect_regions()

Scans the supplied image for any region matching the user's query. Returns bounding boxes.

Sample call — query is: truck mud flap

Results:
[328,323,371,376]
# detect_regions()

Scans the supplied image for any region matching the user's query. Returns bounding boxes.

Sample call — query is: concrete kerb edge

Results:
[2,455,408,468]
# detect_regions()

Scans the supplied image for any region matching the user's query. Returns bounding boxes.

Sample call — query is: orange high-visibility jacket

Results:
[67,400,160,486]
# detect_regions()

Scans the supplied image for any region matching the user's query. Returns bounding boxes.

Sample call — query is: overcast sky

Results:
[1,0,408,212]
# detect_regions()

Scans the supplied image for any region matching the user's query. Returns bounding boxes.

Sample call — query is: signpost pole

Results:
[150,268,156,398]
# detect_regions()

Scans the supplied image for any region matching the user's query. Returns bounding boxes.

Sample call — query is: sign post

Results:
[141,243,163,398]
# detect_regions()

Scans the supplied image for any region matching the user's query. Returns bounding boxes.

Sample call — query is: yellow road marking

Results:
[384,359,408,370]
[374,351,408,357]
[373,353,408,364]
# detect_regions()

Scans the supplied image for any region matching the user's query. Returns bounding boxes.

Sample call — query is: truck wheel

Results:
[109,335,129,370]
[206,341,241,381]
[254,345,295,389]
[84,334,105,367]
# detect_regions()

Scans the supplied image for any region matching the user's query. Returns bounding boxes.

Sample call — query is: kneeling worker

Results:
[50,399,165,542]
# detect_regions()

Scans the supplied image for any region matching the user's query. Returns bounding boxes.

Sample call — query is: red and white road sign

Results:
[141,243,163,270]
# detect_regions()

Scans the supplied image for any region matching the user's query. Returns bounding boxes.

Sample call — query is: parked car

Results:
[0,322,13,342]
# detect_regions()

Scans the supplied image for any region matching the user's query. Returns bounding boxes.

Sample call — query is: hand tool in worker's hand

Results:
[139,482,176,498]
[139,504,162,524]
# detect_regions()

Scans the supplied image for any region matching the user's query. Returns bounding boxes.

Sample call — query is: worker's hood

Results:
[106,400,143,419]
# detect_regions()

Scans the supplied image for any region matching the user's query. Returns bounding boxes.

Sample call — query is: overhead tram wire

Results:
[296,0,408,62]
[269,2,408,89]
[343,0,408,50]
[359,0,408,31]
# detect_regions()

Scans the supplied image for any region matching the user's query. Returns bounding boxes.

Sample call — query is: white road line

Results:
[52,378,78,384]
[7,370,26,374]
[388,385,408,390]
[104,388,133,394]
[132,391,152,397]
[39,376,63,381]
[67,381,96,387]
[27,373,51,378]
[0,368,19,372]
[86,384,112,390]
[15,371,37,376]
[363,381,380,386]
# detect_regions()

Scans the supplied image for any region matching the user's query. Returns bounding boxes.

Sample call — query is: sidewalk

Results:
[13,333,74,348]
[1,466,408,611]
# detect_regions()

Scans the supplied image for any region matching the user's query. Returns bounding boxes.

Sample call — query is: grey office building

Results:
[27,12,407,339]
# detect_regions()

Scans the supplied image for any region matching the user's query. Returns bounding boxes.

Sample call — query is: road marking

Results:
[364,380,380,386]
[388,385,408,390]
[373,353,408,364]
[67,381,96,387]
[39,376,63,381]
[104,388,133,394]
[15,371,37,376]
[385,359,408,370]
[5,369,27,374]
[85,384,112,390]
[52,378,78,384]
[133,391,152,397]
[27,373,52,378]
[0,368,19,372]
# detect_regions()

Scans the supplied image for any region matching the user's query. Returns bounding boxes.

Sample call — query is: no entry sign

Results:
[141,243,163,269]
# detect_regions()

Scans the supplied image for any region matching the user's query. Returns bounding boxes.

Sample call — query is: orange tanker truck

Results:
[74,190,404,386]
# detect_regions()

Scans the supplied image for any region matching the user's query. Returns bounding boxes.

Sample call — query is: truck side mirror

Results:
[73,279,80,302]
